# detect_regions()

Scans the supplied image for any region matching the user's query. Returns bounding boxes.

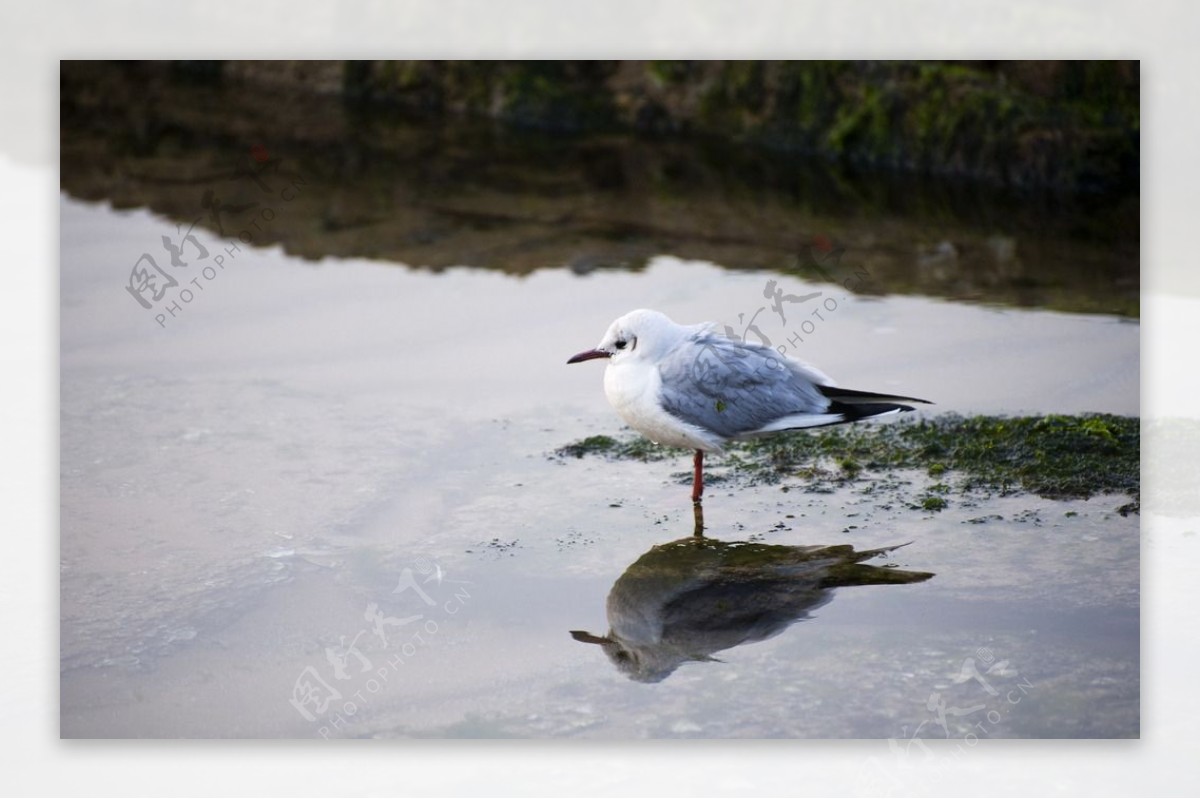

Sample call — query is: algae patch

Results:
[555,414,1139,513]
[556,434,678,462]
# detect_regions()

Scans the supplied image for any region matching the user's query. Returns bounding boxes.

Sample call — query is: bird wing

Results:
[656,330,834,439]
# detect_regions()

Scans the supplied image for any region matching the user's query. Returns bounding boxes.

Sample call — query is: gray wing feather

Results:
[657,330,831,438]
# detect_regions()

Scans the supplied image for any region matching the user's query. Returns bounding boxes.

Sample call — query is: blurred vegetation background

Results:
[60,60,1139,315]
[176,60,1139,192]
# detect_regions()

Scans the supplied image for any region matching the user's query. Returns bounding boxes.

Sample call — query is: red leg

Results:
[691,449,704,503]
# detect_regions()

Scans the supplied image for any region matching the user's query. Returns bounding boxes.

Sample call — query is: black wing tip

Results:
[817,385,934,405]
[829,401,917,422]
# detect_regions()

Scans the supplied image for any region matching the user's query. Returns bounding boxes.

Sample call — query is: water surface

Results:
[60,194,1137,738]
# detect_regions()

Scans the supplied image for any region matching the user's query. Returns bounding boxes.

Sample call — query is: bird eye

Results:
[614,340,627,350]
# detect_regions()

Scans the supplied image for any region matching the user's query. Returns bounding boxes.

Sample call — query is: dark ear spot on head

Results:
[630,336,638,351]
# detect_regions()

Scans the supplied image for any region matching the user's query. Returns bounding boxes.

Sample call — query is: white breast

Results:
[603,359,725,452]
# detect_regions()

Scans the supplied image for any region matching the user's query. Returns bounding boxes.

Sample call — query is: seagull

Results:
[567,309,931,502]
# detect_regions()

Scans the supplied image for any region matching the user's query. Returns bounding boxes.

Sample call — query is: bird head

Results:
[566,309,683,366]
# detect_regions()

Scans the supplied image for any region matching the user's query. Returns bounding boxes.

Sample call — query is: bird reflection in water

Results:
[570,530,933,683]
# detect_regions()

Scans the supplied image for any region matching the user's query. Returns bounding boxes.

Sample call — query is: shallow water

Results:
[60,193,1138,739]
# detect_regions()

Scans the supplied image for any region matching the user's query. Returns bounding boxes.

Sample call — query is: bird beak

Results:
[570,630,614,645]
[566,349,610,364]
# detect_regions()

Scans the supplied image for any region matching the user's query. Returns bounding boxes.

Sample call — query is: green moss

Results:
[557,413,1139,511]
[558,434,618,457]
[953,414,1139,501]
[920,496,949,512]
[555,434,681,462]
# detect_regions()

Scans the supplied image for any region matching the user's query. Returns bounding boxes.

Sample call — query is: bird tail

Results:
[745,386,933,435]
[816,386,932,406]
[812,542,936,587]
[815,385,930,423]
